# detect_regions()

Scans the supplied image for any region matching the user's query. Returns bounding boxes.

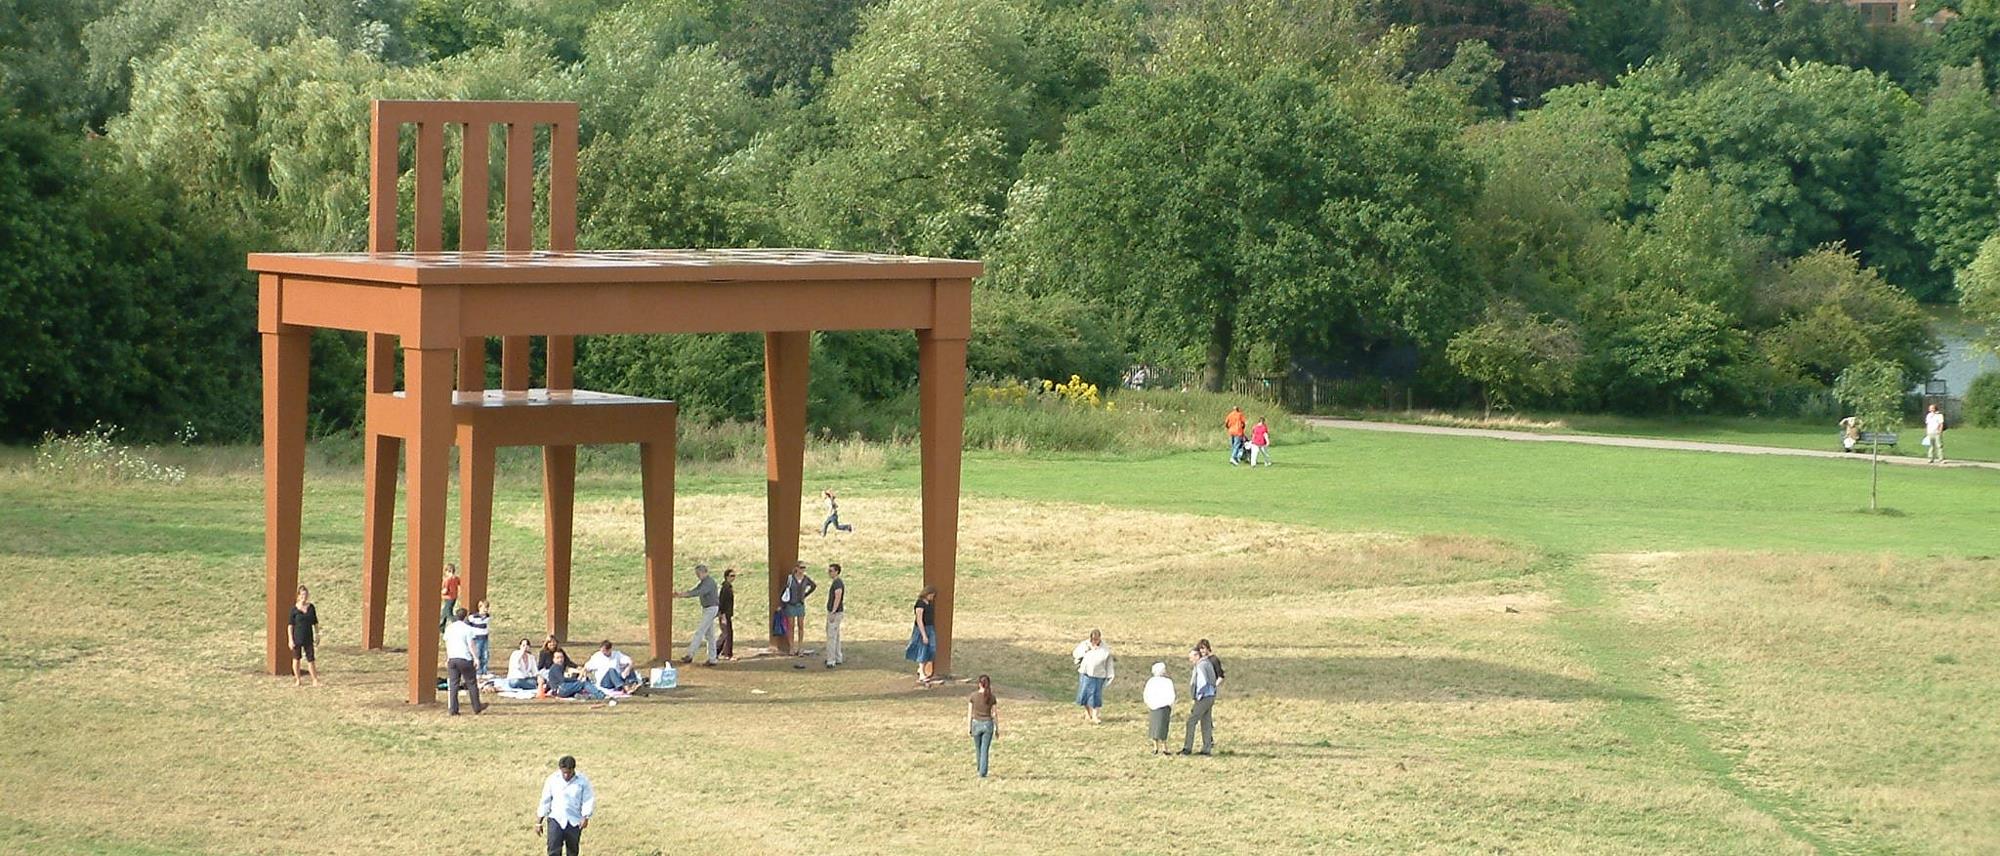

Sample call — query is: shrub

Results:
[1964,372,2000,428]
[34,423,187,485]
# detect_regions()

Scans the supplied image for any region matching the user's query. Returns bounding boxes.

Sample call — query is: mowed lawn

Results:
[1,429,1997,855]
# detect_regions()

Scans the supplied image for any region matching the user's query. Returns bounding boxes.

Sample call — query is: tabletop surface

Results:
[248,248,984,285]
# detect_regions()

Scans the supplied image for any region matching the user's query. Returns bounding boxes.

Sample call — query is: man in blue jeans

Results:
[1179,645,1216,755]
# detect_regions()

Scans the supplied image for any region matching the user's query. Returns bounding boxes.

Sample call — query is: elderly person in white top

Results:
[583,641,639,692]
[442,608,488,715]
[1925,404,1947,463]
[1072,629,1115,724]
[536,755,595,856]
[1143,662,1176,755]
[676,564,721,667]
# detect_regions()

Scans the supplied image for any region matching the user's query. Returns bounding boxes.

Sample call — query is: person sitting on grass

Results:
[583,641,638,692]
[537,634,567,672]
[506,638,540,690]
[541,650,603,700]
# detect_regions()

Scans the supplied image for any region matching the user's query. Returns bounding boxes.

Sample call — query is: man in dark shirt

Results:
[717,569,736,660]
[289,584,320,687]
[823,563,846,669]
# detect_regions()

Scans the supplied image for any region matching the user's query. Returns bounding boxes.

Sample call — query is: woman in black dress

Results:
[289,585,320,686]
[905,586,939,686]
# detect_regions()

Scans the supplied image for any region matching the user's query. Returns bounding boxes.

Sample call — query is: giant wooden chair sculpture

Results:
[358,100,679,658]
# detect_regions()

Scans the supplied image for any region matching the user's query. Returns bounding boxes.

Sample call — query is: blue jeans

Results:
[553,679,604,699]
[1076,674,1106,708]
[821,512,851,536]
[507,676,538,690]
[970,719,995,777]
[1229,434,1245,463]
[598,669,632,691]
[473,636,490,674]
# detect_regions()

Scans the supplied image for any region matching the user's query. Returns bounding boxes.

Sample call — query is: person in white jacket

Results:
[1143,662,1176,755]
[1072,629,1115,724]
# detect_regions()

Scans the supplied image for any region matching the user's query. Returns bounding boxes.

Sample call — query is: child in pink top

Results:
[1248,418,1271,466]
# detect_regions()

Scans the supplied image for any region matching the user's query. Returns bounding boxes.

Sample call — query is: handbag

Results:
[771,610,788,638]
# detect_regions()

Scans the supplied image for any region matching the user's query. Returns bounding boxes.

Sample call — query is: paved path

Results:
[1302,418,2000,471]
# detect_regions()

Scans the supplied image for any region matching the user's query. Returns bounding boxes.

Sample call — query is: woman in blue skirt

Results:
[906,586,939,686]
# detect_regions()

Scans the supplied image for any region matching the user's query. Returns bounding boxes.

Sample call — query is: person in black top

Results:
[537,634,567,672]
[289,585,320,687]
[717,568,737,661]
[1197,639,1225,689]
[823,563,846,669]
[905,585,940,686]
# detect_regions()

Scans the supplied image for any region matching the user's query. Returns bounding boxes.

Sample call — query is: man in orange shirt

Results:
[1224,406,1247,466]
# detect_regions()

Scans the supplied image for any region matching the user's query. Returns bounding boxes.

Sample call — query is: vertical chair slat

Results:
[367,104,398,253]
[414,121,444,252]
[460,122,489,252]
[503,121,534,252]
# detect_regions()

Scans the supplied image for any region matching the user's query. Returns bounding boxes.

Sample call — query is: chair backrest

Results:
[366,100,579,394]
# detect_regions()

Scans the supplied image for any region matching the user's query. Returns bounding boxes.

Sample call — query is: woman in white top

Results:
[1143,662,1176,755]
[1072,629,1115,724]
[505,638,540,690]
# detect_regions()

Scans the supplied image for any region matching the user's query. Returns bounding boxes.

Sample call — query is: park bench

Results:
[1846,431,1897,449]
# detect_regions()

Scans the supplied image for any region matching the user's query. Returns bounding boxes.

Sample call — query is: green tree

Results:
[1889,63,2000,285]
[1960,233,2000,355]
[717,0,873,97]
[1582,283,1751,412]
[1381,0,1594,109]
[1923,1,2000,90]
[1754,247,1938,387]
[1832,358,1907,510]
[783,0,1033,256]
[1446,307,1582,418]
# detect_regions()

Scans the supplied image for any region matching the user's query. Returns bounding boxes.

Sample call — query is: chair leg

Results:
[360,431,400,650]
[543,445,576,641]
[460,435,496,609]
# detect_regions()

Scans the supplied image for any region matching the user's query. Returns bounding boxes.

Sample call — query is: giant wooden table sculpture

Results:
[253,102,978,704]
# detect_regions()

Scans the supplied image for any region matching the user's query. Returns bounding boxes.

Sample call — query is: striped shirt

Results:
[467,611,490,637]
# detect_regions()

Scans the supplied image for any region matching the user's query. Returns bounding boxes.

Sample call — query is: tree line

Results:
[4,0,2000,442]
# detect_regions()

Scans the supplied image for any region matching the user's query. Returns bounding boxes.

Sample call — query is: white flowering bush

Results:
[35,423,188,485]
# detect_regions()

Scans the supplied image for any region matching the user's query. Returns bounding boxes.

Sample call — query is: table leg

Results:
[917,330,967,675]
[263,328,310,675]
[460,430,495,608]
[543,445,576,641]
[640,435,676,662]
[359,432,399,650]
[404,347,455,704]
[762,331,809,651]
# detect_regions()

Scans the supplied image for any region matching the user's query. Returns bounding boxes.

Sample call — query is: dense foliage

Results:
[3,0,1997,441]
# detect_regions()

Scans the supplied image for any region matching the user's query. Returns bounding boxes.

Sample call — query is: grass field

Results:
[2,427,1997,854]
[1340,409,2000,464]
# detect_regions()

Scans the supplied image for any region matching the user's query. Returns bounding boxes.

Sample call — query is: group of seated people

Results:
[503,635,643,699]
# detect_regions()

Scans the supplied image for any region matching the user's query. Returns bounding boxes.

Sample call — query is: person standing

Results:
[1224,406,1247,466]
[1143,662,1175,755]
[468,600,493,675]
[821,489,854,536]
[288,585,320,687]
[717,568,737,661]
[439,563,462,632]
[1072,629,1115,724]
[968,675,998,778]
[906,585,940,686]
[1179,645,1216,755]
[782,561,817,668]
[535,755,594,856]
[1925,404,1946,463]
[443,608,487,715]
[1248,417,1272,466]
[1197,639,1226,692]
[823,563,847,669]
[676,564,720,667]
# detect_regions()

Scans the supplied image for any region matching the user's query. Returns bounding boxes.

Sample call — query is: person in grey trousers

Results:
[676,564,721,666]
[1178,645,1216,755]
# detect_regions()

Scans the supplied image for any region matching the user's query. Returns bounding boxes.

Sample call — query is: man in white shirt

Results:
[1925,404,1946,463]
[536,755,594,856]
[583,641,638,692]
[442,608,487,715]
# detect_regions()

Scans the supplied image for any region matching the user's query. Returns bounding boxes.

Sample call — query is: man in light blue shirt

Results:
[536,755,595,856]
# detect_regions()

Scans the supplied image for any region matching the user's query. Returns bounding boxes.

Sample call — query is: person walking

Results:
[439,563,462,633]
[443,608,488,715]
[1072,629,1115,724]
[821,489,854,536]
[1248,417,1272,466]
[288,584,320,687]
[1143,662,1175,755]
[676,564,720,667]
[1225,406,1247,466]
[1925,404,1947,463]
[535,755,595,856]
[1179,645,1216,755]
[468,599,493,675]
[906,585,940,686]
[782,561,818,668]
[968,675,998,778]
[717,568,737,661]
[823,563,846,669]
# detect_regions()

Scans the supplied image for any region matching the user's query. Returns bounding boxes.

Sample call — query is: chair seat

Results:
[448,388,672,409]
[372,388,675,446]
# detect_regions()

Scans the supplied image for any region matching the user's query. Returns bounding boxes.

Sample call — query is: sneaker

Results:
[794,663,807,669]
[1176,748,1191,756]
[680,656,692,665]
[703,661,717,667]
[473,703,489,715]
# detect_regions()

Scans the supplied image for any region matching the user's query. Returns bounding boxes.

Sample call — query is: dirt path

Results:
[1303,417,2000,471]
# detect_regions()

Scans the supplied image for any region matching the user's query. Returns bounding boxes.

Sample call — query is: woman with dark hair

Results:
[905,585,940,686]
[505,638,540,690]
[289,585,320,687]
[968,675,998,778]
